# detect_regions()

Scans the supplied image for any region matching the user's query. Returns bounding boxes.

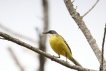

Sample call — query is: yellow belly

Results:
[49,35,80,66]
[49,35,71,58]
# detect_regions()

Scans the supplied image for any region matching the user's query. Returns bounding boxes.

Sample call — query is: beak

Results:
[43,31,49,34]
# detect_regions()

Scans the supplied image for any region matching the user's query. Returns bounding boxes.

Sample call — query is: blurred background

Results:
[0,0,106,71]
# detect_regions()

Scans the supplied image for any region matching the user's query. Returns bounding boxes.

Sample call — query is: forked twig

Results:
[64,0,103,63]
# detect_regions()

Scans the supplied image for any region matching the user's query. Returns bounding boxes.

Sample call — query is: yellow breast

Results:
[49,35,71,57]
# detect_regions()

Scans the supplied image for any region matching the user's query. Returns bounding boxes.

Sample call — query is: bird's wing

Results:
[60,35,72,54]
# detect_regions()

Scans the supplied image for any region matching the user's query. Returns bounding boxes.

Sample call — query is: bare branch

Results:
[38,0,49,71]
[0,24,37,43]
[64,0,106,69]
[8,47,24,71]
[99,24,106,71]
[82,0,99,18]
[0,31,96,71]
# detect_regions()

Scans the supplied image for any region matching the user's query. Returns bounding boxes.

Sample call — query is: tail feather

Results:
[69,57,82,67]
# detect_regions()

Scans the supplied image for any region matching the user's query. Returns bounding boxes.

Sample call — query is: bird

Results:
[43,30,81,66]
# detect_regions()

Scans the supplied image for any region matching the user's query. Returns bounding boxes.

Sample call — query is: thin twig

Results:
[82,0,99,18]
[0,31,96,71]
[72,0,75,3]
[75,6,77,10]
[35,27,40,37]
[0,24,37,43]
[8,47,24,71]
[99,24,106,71]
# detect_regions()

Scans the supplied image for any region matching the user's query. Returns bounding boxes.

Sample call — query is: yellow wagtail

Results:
[43,30,81,66]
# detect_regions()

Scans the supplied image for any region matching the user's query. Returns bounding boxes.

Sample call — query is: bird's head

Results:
[43,30,58,35]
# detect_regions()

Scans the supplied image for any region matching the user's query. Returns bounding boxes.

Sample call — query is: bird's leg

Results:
[51,55,60,61]
[58,54,60,58]
[65,53,68,62]
[53,54,60,58]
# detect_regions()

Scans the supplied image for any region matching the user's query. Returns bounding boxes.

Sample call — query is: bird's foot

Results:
[52,55,60,58]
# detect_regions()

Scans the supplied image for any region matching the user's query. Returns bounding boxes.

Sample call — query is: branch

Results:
[0,31,96,71]
[38,0,49,71]
[8,47,24,71]
[0,24,37,43]
[82,0,99,18]
[64,0,106,65]
[99,24,106,71]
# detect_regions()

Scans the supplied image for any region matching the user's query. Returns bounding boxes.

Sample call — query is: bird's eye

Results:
[49,31,52,33]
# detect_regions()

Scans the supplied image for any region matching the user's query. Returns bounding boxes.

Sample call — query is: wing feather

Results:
[60,35,72,54]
